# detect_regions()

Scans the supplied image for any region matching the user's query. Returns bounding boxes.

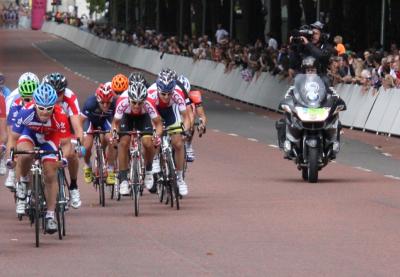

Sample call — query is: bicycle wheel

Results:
[97,147,105,207]
[33,170,41,247]
[132,157,140,216]
[56,169,67,239]
[166,152,179,210]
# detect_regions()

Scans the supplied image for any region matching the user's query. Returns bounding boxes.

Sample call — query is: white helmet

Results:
[18,72,39,86]
[177,75,191,93]
[128,82,148,102]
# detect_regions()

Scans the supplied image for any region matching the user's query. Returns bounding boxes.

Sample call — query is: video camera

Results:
[291,25,314,44]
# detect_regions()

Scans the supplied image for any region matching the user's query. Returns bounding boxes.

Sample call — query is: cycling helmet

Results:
[18,72,39,86]
[19,80,38,98]
[177,75,191,93]
[156,70,176,93]
[128,82,148,102]
[111,74,129,94]
[0,72,4,85]
[33,83,57,107]
[128,72,146,85]
[43,72,68,92]
[96,82,114,103]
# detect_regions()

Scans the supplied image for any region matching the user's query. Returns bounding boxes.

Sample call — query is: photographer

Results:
[288,21,336,79]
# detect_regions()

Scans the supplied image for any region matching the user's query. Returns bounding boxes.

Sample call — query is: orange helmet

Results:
[111,74,128,94]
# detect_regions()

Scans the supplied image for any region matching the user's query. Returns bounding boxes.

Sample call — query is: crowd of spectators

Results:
[52,16,400,90]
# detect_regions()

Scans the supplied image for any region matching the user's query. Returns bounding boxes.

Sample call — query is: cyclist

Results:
[112,82,163,195]
[43,72,85,209]
[8,84,74,233]
[4,73,40,186]
[146,69,191,195]
[81,82,117,185]
[0,93,6,173]
[0,72,11,99]
[176,74,207,162]
[111,73,129,95]
[4,79,38,187]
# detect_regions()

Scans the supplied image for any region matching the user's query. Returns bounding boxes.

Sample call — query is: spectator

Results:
[265,32,278,50]
[215,23,229,44]
[334,35,346,55]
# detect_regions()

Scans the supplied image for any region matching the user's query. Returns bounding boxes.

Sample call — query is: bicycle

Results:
[157,126,183,210]
[85,129,112,207]
[114,130,149,216]
[10,147,67,247]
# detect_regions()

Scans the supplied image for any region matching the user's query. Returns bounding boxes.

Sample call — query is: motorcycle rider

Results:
[277,56,343,159]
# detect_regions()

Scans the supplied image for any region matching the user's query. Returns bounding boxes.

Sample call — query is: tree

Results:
[87,0,107,17]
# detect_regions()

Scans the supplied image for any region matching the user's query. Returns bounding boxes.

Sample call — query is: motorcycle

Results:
[276,73,346,183]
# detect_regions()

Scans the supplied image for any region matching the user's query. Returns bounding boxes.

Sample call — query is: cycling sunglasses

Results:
[129,99,144,106]
[99,101,112,105]
[159,91,172,97]
[57,90,65,96]
[36,105,55,112]
[23,97,31,103]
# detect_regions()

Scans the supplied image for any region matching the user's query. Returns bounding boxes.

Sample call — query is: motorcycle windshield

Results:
[293,74,327,108]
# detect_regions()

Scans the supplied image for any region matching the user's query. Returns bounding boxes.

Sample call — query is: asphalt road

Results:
[1,29,400,277]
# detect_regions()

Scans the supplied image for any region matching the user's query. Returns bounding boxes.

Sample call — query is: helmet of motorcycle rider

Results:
[301,56,318,73]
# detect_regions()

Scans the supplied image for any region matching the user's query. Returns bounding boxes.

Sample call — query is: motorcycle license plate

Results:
[297,107,329,121]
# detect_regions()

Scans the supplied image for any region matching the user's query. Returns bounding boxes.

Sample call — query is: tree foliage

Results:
[87,0,107,16]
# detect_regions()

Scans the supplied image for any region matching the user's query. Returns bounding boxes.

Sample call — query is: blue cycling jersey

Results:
[82,95,116,125]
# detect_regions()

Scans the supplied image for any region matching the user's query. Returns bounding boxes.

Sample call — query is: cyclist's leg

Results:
[83,119,94,166]
[42,157,59,234]
[101,119,116,184]
[15,132,35,214]
[118,115,133,194]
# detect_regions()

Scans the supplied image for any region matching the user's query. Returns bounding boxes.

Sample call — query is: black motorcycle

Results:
[276,73,346,183]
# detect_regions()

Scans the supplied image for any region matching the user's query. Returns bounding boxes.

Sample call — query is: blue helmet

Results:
[33,83,57,107]
[156,70,176,93]
[177,75,191,93]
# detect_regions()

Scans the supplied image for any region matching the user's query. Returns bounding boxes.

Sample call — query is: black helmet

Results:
[128,72,146,85]
[43,72,68,92]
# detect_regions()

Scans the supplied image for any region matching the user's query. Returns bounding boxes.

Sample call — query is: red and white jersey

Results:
[59,88,80,116]
[114,91,148,119]
[0,93,5,119]
[145,83,187,119]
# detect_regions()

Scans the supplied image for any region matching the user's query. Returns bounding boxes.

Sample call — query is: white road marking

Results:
[212,129,220,132]
[268,144,279,148]
[236,107,241,111]
[247,138,258,142]
[224,103,230,107]
[228,133,238,137]
[382,153,392,157]
[384,175,400,180]
[354,166,372,172]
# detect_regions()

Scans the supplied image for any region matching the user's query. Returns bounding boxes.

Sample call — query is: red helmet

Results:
[96,82,114,103]
[111,74,129,94]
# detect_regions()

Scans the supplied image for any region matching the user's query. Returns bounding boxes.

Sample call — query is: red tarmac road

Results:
[1,29,400,276]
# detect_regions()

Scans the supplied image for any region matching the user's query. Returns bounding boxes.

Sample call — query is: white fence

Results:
[42,22,400,136]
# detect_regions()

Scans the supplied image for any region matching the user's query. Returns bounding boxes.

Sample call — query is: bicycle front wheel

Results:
[33,170,41,247]
[166,153,179,210]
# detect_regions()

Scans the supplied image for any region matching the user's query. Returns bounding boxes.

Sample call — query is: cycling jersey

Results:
[59,88,80,116]
[7,98,30,126]
[175,80,192,105]
[13,104,71,161]
[5,88,19,115]
[146,83,186,120]
[0,93,5,119]
[82,95,116,121]
[189,90,203,106]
